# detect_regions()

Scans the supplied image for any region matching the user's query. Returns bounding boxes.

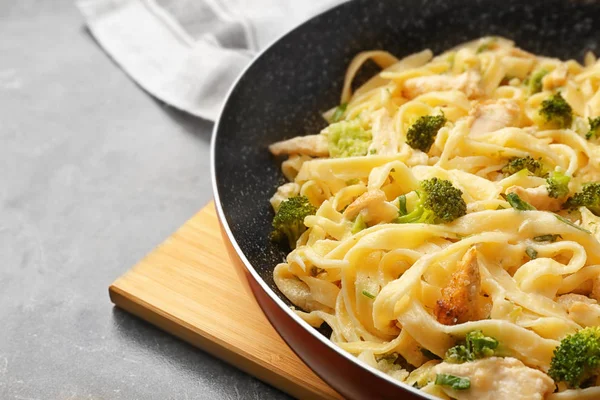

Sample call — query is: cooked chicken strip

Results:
[342,189,398,224]
[432,357,554,400]
[273,263,333,313]
[505,185,563,212]
[270,182,300,211]
[557,294,600,327]
[369,109,399,156]
[435,247,488,325]
[269,134,329,157]
[403,70,482,99]
[469,99,521,136]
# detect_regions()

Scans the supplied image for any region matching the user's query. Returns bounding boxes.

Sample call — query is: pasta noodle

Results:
[268,37,600,399]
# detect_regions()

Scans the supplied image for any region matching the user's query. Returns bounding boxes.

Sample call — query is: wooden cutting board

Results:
[109,201,342,400]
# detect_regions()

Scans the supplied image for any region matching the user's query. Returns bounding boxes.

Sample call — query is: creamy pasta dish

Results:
[267,37,600,399]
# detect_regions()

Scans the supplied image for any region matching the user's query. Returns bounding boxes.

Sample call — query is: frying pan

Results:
[211,0,600,398]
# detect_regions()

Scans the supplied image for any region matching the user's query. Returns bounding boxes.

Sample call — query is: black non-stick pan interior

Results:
[213,0,600,316]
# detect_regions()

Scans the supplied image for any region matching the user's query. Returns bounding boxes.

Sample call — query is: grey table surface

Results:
[0,1,289,399]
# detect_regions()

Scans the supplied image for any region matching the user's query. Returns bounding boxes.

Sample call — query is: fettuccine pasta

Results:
[268,37,600,399]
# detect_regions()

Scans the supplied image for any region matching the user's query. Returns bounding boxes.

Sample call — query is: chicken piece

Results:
[273,263,333,313]
[542,65,568,91]
[402,70,483,99]
[505,185,563,212]
[557,294,600,327]
[342,189,398,224]
[432,357,554,400]
[270,182,300,211]
[369,109,398,156]
[435,247,489,325]
[269,134,328,157]
[557,293,597,307]
[469,99,521,136]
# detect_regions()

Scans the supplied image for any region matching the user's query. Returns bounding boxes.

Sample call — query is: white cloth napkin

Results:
[77,0,345,120]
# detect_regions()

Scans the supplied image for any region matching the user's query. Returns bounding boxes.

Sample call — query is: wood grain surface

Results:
[109,201,342,400]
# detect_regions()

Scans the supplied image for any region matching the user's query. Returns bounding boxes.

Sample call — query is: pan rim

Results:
[210,2,436,398]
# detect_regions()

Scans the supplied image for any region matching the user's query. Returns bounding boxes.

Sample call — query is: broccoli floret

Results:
[395,178,466,224]
[539,93,573,129]
[586,117,600,140]
[564,183,600,215]
[527,68,548,95]
[405,114,447,153]
[327,120,372,158]
[548,327,600,388]
[501,156,546,177]
[445,330,499,364]
[271,196,316,249]
[547,170,571,199]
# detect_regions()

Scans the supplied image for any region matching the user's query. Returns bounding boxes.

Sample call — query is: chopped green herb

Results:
[351,214,367,234]
[362,290,376,299]
[435,374,471,390]
[420,348,442,360]
[526,246,538,259]
[555,214,591,234]
[533,234,562,242]
[369,148,377,155]
[506,193,536,211]
[331,103,348,123]
[398,195,408,215]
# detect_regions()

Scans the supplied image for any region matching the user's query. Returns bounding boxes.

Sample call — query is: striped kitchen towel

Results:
[77,0,345,120]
